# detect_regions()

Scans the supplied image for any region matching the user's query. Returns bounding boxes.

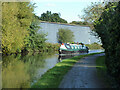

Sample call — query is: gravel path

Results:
[59,53,106,88]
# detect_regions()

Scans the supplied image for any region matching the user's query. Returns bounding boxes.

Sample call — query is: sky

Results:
[31,0,104,23]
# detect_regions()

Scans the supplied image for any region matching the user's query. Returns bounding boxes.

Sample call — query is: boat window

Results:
[71,46,74,49]
[65,44,71,49]
[73,46,75,49]
[75,46,77,49]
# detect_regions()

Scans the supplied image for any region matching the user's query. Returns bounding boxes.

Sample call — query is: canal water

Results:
[2,50,104,88]
[39,22,101,44]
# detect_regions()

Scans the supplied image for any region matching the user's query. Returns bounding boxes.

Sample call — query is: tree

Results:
[94,2,120,87]
[57,28,74,43]
[82,2,105,23]
[24,14,47,52]
[2,2,34,54]
[2,2,47,54]
[79,2,106,30]
[40,11,67,23]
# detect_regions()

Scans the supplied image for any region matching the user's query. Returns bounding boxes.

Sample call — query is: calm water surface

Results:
[39,22,101,44]
[2,50,104,88]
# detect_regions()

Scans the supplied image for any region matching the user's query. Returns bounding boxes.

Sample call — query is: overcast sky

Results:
[31,0,104,23]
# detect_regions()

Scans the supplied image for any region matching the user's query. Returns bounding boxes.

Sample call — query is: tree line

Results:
[39,11,67,23]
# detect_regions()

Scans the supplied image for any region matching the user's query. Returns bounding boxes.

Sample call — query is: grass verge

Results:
[96,55,120,88]
[96,56,107,73]
[96,56,111,88]
[31,52,104,88]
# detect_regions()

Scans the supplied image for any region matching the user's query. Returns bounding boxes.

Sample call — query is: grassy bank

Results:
[85,43,103,50]
[96,56,107,78]
[96,56,120,88]
[31,52,103,88]
[96,56,111,88]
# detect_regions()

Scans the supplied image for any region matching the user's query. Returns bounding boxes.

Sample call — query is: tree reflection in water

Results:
[2,53,56,88]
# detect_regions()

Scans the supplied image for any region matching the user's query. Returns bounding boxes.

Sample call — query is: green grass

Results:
[96,56,107,77]
[96,56,106,69]
[31,52,104,88]
[96,56,120,88]
[96,56,111,88]
[85,43,103,50]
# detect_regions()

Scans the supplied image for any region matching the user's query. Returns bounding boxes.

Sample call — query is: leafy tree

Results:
[57,28,74,43]
[70,21,90,25]
[2,2,48,54]
[40,11,67,23]
[24,14,47,52]
[94,2,120,87]
[82,2,105,23]
[80,2,106,30]
[2,2,34,54]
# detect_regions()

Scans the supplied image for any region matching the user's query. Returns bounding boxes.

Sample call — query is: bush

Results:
[44,43,60,52]
[57,28,74,43]
[94,2,120,87]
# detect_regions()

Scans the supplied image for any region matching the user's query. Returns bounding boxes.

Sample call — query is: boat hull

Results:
[59,49,88,54]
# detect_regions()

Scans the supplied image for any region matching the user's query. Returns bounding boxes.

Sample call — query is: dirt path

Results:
[59,53,106,88]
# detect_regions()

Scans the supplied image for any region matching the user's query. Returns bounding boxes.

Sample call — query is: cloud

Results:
[46,3,56,7]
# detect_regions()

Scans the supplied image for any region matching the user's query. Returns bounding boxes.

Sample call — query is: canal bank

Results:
[31,52,104,88]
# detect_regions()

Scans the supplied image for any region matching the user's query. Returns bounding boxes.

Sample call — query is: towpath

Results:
[59,53,106,88]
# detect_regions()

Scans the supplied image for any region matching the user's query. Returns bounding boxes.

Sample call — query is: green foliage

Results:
[81,2,106,30]
[2,2,53,54]
[85,43,103,50]
[82,2,105,23]
[2,2,34,54]
[57,28,74,43]
[24,15,47,52]
[96,56,110,88]
[40,11,67,23]
[69,21,90,25]
[44,43,60,52]
[94,2,120,87]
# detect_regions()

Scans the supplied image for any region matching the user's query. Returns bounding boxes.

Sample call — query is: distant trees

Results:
[69,21,90,25]
[57,28,74,43]
[40,11,67,23]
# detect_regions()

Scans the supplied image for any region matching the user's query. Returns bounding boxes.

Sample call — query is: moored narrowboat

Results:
[58,43,89,54]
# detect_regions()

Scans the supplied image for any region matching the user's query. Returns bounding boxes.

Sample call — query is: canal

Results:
[2,50,104,88]
[39,22,101,44]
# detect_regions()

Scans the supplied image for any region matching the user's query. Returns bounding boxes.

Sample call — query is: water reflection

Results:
[2,55,30,88]
[2,49,104,88]
[2,53,59,88]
